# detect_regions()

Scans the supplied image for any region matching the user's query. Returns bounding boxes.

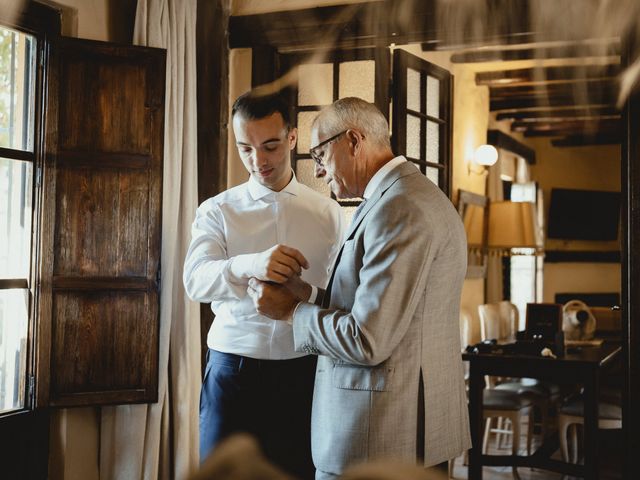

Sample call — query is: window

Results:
[392,49,453,196]
[0,25,37,415]
[275,47,452,225]
[510,182,544,327]
[281,48,390,225]
[0,5,165,412]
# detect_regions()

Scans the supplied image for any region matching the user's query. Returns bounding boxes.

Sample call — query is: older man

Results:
[248,97,471,479]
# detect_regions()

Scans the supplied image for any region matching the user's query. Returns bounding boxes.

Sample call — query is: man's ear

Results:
[346,129,363,156]
[288,127,298,151]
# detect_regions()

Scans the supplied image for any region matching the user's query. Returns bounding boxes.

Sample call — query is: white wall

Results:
[526,137,622,302]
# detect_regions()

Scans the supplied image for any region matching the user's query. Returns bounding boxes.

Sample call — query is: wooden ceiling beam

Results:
[495,106,620,121]
[487,129,535,164]
[489,79,616,99]
[451,43,620,64]
[523,124,619,137]
[512,118,620,134]
[489,80,618,111]
[490,93,617,111]
[551,133,621,146]
[476,64,620,87]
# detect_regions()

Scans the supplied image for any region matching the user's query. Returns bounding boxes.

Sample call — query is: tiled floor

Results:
[448,417,622,480]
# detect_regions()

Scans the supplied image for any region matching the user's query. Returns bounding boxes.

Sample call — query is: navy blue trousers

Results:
[200,349,317,479]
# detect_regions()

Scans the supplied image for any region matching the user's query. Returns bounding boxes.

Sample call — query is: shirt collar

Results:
[248,170,299,200]
[362,156,407,200]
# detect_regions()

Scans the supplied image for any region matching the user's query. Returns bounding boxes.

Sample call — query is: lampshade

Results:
[488,201,541,249]
[462,203,485,247]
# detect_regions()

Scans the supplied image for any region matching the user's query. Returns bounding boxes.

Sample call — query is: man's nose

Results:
[254,149,269,167]
[314,163,326,178]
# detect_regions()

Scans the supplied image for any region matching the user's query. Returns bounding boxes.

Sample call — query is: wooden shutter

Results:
[36,38,165,407]
[392,49,453,197]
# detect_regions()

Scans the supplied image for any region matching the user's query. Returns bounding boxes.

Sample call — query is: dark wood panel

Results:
[59,58,151,154]
[622,31,640,478]
[197,0,228,204]
[57,151,151,170]
[54,168,150,277]
[50,291,158,403]
[38,38,164,407]
[52,276,151,290]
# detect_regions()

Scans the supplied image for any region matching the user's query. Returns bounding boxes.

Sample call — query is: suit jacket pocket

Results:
[332,364,394,391]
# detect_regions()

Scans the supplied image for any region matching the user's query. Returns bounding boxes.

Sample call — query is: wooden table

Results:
[463,343,621,480]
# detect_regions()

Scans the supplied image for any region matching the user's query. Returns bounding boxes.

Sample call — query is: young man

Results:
[248,97,470,479]
[183,90,344,479]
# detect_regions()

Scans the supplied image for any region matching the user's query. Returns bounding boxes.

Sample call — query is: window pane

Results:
[297,63,333,106]
[0,288,29,413]
[426,120,439,163]
[0,157,32,279]
[295,158,330,196]
[406,114,421,159]
[426,166,440,186]
[0,27,36,151]
[339,60,375,103]
[296,111,319,154]
[407,68,420,112]
[426,75,440,118]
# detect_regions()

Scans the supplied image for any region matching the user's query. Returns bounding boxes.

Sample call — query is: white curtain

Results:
[99,1,201,479]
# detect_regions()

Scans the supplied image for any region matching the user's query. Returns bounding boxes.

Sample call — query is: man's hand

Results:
[247,278,299,320]
[283,274,312,302]
[251,245,309,283]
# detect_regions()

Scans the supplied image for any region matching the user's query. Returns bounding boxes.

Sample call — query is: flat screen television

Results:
[547,188,620,241]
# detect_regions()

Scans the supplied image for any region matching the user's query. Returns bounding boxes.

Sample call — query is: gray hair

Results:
[312,97,391,149]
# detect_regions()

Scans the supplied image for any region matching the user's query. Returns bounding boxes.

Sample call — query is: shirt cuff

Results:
[227,253,257,282]
[287,301,304,326]
[308,285,318,304]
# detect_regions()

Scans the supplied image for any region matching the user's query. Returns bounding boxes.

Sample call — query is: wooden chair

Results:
[558,396,621,464]
[478,302,558,455]
[457,307,533,479]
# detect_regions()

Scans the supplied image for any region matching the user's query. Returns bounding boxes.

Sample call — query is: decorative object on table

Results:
[562,299,597,341]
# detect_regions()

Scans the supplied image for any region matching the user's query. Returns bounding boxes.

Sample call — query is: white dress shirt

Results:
[362,155,408,200]
[184,172,345,359]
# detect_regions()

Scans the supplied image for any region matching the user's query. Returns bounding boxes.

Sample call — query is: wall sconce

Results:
[468,144,498,175]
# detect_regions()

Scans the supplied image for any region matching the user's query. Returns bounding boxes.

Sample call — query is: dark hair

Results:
[231,90,292,130]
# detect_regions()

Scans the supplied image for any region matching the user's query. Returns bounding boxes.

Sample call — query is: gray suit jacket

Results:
[293,161,471,475]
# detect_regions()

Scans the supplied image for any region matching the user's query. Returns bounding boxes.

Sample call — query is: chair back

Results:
[478,301,519,342]
[459,308,481,350]
[498,301,519,341]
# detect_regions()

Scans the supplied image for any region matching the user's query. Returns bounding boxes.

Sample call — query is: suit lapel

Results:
[324,161,419,303]
[343,161,419,241]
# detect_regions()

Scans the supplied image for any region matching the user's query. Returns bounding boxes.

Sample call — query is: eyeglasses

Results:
[309,130,347,167]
